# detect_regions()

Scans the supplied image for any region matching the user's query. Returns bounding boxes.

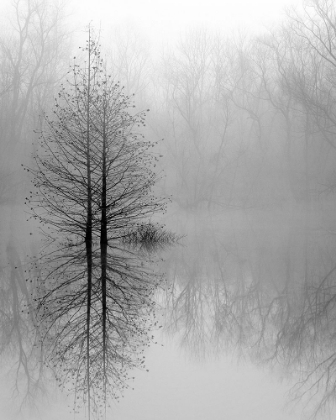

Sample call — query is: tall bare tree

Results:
[28,31,166,418]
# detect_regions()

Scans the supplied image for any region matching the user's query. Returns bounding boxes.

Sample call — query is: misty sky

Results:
[70,0,303,43]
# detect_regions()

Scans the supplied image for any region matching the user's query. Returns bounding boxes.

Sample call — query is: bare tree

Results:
[28,31,166,418]
[106,24,151,102]
[279,0,336,197]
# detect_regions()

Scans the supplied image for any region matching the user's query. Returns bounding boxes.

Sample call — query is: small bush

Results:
[123,222,181,250]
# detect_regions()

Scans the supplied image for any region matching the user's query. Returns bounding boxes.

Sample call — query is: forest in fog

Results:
[2,0,336,419]
[3,0,336,212]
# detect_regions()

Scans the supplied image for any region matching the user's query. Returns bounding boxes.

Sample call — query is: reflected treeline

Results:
[0,210,47,411]
[0,216,171,418]
[32,239,163,417]
[160,205,336,417]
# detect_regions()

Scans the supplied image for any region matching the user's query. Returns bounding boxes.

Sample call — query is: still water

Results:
[2,201,336,419]
[116,201,336,420]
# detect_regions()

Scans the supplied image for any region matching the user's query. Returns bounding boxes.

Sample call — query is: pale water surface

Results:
[2,202,336,419]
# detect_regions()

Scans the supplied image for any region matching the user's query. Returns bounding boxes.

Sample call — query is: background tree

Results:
[0,0,70,410]
[106,24,151,104]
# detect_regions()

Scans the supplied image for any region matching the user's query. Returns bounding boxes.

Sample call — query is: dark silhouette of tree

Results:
[27,29,166,419]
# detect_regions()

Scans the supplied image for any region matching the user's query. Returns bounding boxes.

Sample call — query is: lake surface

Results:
[2,201,336,419]
[115,202,336,420]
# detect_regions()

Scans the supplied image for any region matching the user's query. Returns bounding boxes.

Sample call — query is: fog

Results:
[2,0,336,419]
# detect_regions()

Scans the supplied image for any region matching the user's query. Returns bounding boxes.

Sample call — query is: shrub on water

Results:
[123,222,181,249]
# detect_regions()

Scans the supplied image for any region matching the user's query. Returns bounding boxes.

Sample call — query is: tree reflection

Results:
[161,208,336,417]
[0,233,46,411]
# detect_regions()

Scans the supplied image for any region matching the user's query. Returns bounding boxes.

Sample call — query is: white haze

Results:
[0,0,332,419]
[70,0,303,45]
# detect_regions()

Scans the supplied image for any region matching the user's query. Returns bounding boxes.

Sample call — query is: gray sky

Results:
[71,0,303,44]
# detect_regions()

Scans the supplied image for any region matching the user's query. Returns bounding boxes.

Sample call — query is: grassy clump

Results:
[123,222,181,249]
